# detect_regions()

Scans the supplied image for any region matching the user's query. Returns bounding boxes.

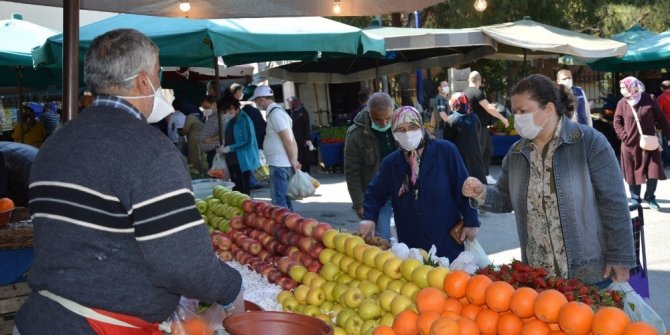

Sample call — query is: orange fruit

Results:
[430,317,459,335]
[458,317,481,335]
[475,309,500,335]
[442,298,463,315]
[592,306,630,335]
[0,197,14,211]
[465,275,493,305]
[622,321,660,335]
[443,270,471,299]
[393,310,419,335]
[511,287,539,319]
[550,331,568,335]
[521,319,551,335]
[533,289,568,323]
[461,304,483,320]
[373,325,398,335]
[557,301,593,335]
[485,281,515,312]
[416,287,447,314]
[417,311,441,335]
[440,310,461,320]
[497,313,524,335]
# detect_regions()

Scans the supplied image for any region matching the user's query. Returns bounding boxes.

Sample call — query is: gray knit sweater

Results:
[15,102,241,334]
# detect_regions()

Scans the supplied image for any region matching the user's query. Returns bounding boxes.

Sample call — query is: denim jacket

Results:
[478,117,636,284]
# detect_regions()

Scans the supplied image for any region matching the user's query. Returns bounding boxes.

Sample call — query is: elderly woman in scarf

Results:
[614,76,670,210]
[358,106,479,261]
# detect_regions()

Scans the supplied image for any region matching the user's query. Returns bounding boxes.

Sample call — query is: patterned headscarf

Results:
[392,106,426,198]
[620,76,645,106]
[449,92,470,115]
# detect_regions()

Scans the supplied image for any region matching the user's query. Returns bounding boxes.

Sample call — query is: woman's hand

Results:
[603,265,630,282]
[462,177,485,198]
[460,227,479,242]
[358,220,376,239]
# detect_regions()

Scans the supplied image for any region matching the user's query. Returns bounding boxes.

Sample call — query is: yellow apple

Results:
[387,280,404,294]
[332,283,350,302]
[322,229,339,249]
[319,248,337,264]
[374,251,395,271]
[333,326,347,335]
[362,246,382,268]
[344,314,363,335]
[410,264,433,289]
[367,268,383,283]
[400,258,422,281]
[390,294,413,316]
[361,319,380,335]
[336,308,356,328]
[347,261,362,278]
[310,276,326,288]
[355,264,372,281]
[375,274,393,291]
[400,281,420,299]
[276,290,293,304]
[302,271,320,286]
[330,252,345,268]
[358,298,382,320]
[281,295,300,312]
[334,233,352,253]
[302,304,321,317]
[321,300,334,313]
[289,265,308,282]
[321,281,337,301]
[336,273,354,284]
[294,284,310,304]
[319,262,341,281]
[353,244,369,263]
[344,235,365,257]
[378,289,399,312]
[340,287,364,309]
[349,280,361,288]
[427,266,449,289]
[358,280,380,299]
[338,256,355,272]
[382,256,403,280]
[306,286,326,306]
[316,313,333,326]
[380,312,395,327]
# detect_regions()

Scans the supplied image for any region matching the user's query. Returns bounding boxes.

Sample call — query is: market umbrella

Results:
[263,27,496,83]
[482,18,628,61]
[588,30,670,72]
[6,0,444,18]
[560,24,657,65]
[32,14,386,68]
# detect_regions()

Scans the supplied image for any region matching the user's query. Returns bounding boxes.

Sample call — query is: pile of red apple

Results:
[209,199,334,291]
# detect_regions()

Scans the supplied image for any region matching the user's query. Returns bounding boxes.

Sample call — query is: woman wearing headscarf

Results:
[358,106,479,261]
[462,74,636,286]
[614,76,670,210]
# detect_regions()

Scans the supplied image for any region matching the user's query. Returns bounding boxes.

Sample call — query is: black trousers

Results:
[229,163,251,195]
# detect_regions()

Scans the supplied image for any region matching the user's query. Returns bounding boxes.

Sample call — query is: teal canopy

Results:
[32,14,385,68]
[589,30,670,72]
[560,24,657,65]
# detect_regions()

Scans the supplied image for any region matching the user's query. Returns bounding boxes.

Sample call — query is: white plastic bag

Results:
[209,152,230,181]
[287,170,316,200]
[449,251,480,274]
[391,243,411,260]
[608,281,666,334]
[254,149,270,181]
[464,239,492,269]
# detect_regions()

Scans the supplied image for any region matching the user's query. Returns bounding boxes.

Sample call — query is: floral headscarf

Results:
[391,106,426,198]
[620,76,645,106]
[449,92,470,115]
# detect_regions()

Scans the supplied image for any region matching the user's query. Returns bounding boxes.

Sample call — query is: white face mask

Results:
[393,129,423,151]
[441,86,450,95]
[514,107,546,140]
[120,74,174,123]
[620,87,632,98]
[202,108,214,117]
[559,79,573,89]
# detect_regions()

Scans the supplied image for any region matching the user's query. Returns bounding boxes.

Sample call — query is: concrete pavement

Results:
[250,164,670,323]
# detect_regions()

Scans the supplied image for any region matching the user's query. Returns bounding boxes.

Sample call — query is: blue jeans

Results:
[376,199,393,239]
[629,179,658,201]
[269,166,293,211]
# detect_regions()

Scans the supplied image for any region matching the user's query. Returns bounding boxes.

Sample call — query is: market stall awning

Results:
[32,14,386,68]
[588,30,670,72]
[6,0,444,18]
[560,24,658,66]
[263,27,496,83]
[482,19,628,61]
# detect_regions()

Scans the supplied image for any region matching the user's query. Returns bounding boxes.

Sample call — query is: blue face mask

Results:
[371,121,391,132]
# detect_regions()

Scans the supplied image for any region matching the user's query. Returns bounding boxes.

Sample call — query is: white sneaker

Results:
[486,175,497,184]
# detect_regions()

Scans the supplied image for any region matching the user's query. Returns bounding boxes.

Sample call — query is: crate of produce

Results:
[0,282,30,335]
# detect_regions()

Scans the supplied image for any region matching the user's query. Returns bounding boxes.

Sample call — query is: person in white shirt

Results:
[249,85,301,210]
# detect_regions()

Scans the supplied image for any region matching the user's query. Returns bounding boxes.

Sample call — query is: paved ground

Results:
[250,163,670,324]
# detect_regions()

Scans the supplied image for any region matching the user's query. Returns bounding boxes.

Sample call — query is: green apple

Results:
[336,273,353,285]
[332,283,350,302]
[382,256,403,280]
[333,326,347,335]
[375,274,393,291]
[301,304,321,317]
[289,265,308,282]
[411,264,433,289]
[400,258,422,281]
[336,308,356,327]
[358,298,382,320]
[302,272,320,286]
[281,296,300,312]
[380,312,395,327]
[358,280,380,299]
[294,284,310,304]
[322,229,339,249]
[374,251,394,271]
[400,281,420,299]
[321,281,337,301]
[320,301,334,313]
[340,287,364,309]
[427,266,450,290]
[344,314,363,335]
[276,290,293,304]
[378,289,398,312]
[331,303,344,315]
[387,280,404,294]
[316,313,334,326]
[319,248,337,264]
[195,200,208,214]
[361,318,380,335]
[306,287,326,306]
[390,294,413,316]
[319,262,340,281]
[310,276,326,288]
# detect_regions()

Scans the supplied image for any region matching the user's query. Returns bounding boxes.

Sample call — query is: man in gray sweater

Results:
[15,29,242,334]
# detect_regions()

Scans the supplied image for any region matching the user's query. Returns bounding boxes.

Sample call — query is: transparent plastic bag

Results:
[253,150,270,181]
[168,297,213,335]
[287,170,316,200]
[201,304,226,332]
[208,153,230,181]
[608,281,666,334]
[464,239,492,269]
